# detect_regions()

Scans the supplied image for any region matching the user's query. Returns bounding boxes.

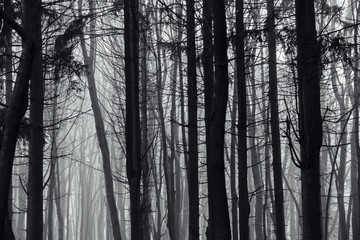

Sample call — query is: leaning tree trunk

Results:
[79,1,122,239]
[295,0,323,239]
[1,0,15,239]
[205,0,231,239]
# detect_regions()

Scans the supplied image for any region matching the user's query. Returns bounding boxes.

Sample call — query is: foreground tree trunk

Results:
[236,0,249,239]
[295,0,323,239]
[26,0,44,238]
[266,0,286,238]
[79,1,122,239]
[124,0,143,239]
[205,0,231,239]
[0,8,33,237]
[186,0,199,239]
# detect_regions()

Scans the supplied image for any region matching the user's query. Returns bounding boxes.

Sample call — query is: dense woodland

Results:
[0,0,359,239]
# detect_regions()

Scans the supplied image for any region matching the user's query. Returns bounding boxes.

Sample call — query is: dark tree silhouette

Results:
[26,0,44,238]
[124,0,142,239]
[236,0,249,239]
[186,0,199,239]
[267,0,286,238]
[204,0,231,239]
[295,0,323,238]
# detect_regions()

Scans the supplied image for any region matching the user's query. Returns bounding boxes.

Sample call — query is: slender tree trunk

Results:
[153,8,176,238]
[170,54,183,239]
[79,1,122,238]
[26,0,44,238]
[230,76,238,240]
[205,0,231,238]
[295,0,323,239]
[351,123,359,239]
[236,0,249,239]
[249,65,263,240]
[266,0,286,238]
[140,7,151,240]
[186,0,199,239]
[354,4,360,239]
[331,62,349,240]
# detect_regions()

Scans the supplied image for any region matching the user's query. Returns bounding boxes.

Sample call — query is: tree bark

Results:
[230,75,238,240]
[124,0,143,239]
[249,64,263,240]
[204,0,231,239]
[295,0,323,239]
[24,1,44,239]
[354,4,360,238]
[140,6,151,240]
[186,0,199,239]
[266,0,286,238]
[236,0,250,239]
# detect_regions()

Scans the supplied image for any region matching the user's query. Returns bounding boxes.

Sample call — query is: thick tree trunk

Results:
[24,0,44,239]
[1,1,15,239]
[236,0,250,239]
[266,0,286,238]
[124,0,143,239]
[186,0,199,239]
[204,0,231,239]
[295,0,323,239]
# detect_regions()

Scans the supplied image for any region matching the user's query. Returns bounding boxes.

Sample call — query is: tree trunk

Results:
[354,4,360,238]
[186,0,199,239]
[124,0,143,239]
[331,61,349,240]
[266,0,286,238]
[249,64,263,240]
[295,0,323,239]
[25,0,44,239]
[140,7,151,240]
[1,1,15,239]
[230,74,238,240]
[205,0,231,239]
[79,1,122,239]
[236,0,250,239]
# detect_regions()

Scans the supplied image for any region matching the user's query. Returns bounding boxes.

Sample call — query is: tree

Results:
[204,0,231,238]
[186,0,199,239]
[124,0,143,239]
[26,0,44,238]
[295,0,323,238]
[0,4,34,237]
[267,0,286,238]
[79,1,122,239]
[236,0,249,239]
